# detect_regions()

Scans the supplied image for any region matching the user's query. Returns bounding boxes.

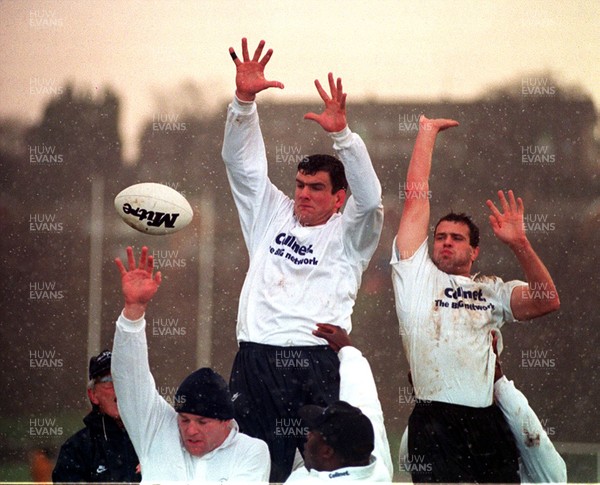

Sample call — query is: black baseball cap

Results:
[88,350,112,380]
[299,401,374,462]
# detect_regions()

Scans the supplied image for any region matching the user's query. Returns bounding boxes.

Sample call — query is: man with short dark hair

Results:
[391,115,560,482]
[111,246,270,482]
[52,350,140,483]
[222,38,383,482]
[286,324,393,482]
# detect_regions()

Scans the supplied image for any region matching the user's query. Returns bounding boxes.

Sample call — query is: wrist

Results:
[123,302,147,321]
[235,90,256,102]
[508,236,532,254]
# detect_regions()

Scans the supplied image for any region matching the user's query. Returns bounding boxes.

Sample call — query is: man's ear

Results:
[334,189,346,211]
[471,246,480,263]
[321,442,336,460]
[87,387,99,406]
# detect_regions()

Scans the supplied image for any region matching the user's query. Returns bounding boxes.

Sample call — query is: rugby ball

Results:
[114,183,193,235]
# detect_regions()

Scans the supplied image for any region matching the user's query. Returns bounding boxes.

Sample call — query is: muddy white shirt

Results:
[112,312,270,483]
[285,346,393,483]
[222,97,383,346]
[391,238,525,407]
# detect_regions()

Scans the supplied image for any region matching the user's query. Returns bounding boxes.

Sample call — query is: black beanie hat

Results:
[174,368,234,420]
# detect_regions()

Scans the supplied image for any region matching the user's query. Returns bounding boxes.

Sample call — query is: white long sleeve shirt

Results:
[494,376,567,483]
[286,346,393,482]
[222,97,383,346]
[112,312,270,483]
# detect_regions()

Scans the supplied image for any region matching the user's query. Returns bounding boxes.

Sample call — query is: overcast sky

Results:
[1,0,599,160]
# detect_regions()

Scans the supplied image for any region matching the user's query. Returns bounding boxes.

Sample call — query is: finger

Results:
[147,254,155,273]
[336,76,344,102]
[507,190,518,213]
[252,39,265,62]
[497,190,510,214]
[114,257,127,276]
[241,37,249,62]
[126,246,135,271]
[316,323,335,333]
[486,199,502,219]
[488,214,500,231]
[340,92,347,112]
[313,79,329,101]
[327,72,336,99]
[258,47,272,66]
[139,246,148,270]
[229,47,240,65]
[154,270,162,286]
[516,196,524,214]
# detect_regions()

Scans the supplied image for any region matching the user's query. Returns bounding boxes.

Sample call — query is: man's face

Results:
[432,221,479,276]
[294,170,345,227]
[177,413,232,457]
[87,375,120,420]
[303,429,329,471]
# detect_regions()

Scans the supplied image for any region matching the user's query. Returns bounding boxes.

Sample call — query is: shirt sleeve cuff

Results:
[117,311,146,332]
[232,95,256,114]
[329,126,353,149]
[338,345,362,362]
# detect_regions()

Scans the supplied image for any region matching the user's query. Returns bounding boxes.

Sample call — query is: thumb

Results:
[266,80,285,90]
[303,112,320,122]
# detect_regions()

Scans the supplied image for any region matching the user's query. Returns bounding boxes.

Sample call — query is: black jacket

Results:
[52,408,141,483]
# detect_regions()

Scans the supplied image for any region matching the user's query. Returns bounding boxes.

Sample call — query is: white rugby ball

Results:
[114,183,193,235]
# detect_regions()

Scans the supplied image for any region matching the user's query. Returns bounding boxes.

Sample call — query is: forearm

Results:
[510,237,560,318]
[332,127,382,212]
[112,312,164,450]
[396,127,440,254]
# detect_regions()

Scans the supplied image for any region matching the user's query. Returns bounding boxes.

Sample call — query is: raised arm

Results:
[222,38,287,250]
[112,247,168,457]
[313,324,393,479]
[306,73,383,258]
[486,190,560,320]
[396,116,459,259]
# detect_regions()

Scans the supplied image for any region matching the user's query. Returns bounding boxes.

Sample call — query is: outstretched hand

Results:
[304,73,347,133]
[313,323,351,352]
[115,246,161,320]
[229,37,284,102]
[486,190,527,248]
[418,114,459,133]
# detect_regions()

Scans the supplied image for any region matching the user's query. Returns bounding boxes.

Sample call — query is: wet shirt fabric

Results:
[391,238,525,407]
[222,97,383,346]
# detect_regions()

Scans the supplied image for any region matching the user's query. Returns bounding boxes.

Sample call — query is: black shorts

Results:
[229,342,340,483]
[408,399,520,483]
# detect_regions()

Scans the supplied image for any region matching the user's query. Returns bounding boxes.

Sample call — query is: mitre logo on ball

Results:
[114,183,193,235]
